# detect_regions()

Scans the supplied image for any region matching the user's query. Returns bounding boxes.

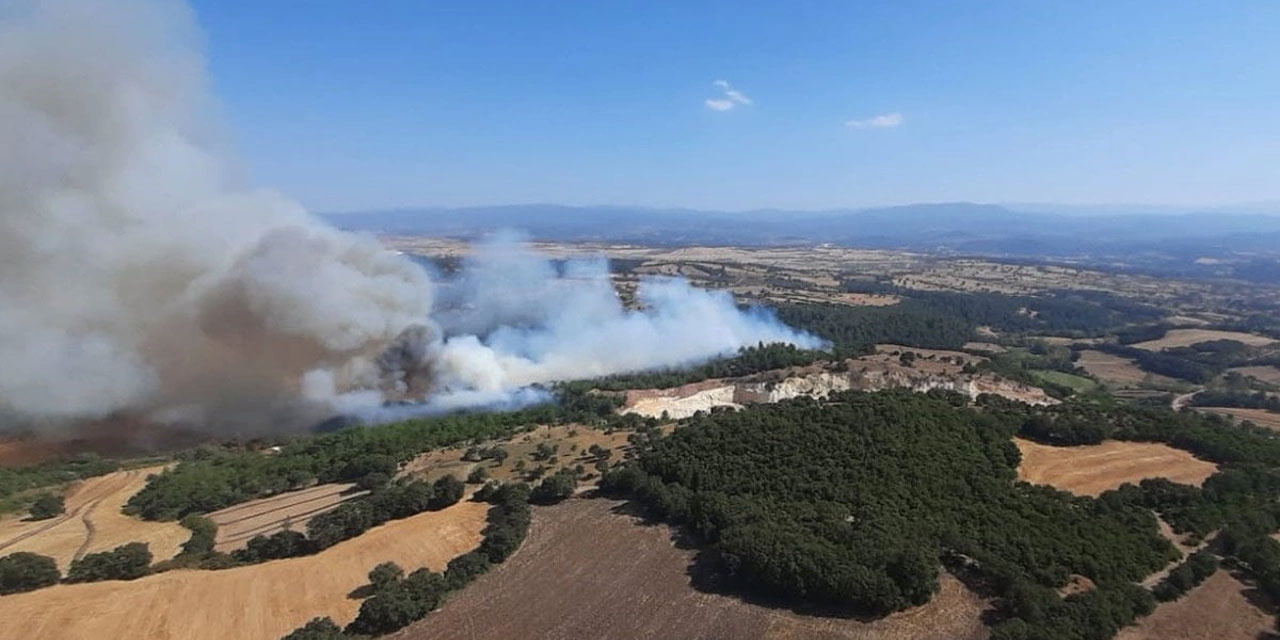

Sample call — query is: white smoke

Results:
[0,0,822,434]
[0,0,433,429]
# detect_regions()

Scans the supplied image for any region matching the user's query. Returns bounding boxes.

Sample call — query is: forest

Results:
[774,286,1161,354]
[600,389,1280,640]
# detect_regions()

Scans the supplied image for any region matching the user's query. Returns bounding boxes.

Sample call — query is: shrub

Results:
[368,561,404,591]
[27,493,65,520]
[0,551,60,594]
[233,530,313,563]
[178,514,217,556]
[427,475,464,510]
[346,569,445,635]
[280,616,346,640]
[529,469,577,505]
[65,542,152,583]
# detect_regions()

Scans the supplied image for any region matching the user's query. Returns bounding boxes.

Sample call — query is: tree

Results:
[428,475,464,510]
[0,551,60,594]
[178,514,217,556]
[368,561,404,591]
[357,471,391,492]
[66,542,152,583]
[28,493,65,520]
[466,466,489,484]
[530,469,577,504]
[280,616,345,640]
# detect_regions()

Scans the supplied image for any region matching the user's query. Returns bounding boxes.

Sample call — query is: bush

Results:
[427,475,464,510]
[466,466,488,484]
[443,551,490,590]
[65,542,152,583]
[280,616,346,640]
[178,514,217,556]
[368,561,404,591]
[233,530,314,563]
[346,569,445,635]
[0,551,60,594]
[27,493,65,520]
[529,469,577,504]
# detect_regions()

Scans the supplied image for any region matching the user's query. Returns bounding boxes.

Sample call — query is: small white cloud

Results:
[705,80,752,111]
[845,112,904,129]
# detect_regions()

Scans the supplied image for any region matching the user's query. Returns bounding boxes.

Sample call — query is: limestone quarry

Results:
[622,354,1056,419]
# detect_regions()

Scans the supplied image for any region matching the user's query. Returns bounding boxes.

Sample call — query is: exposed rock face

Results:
[621,360,1056,419]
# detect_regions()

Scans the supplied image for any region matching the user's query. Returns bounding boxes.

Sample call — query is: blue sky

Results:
[190,1,1280,212]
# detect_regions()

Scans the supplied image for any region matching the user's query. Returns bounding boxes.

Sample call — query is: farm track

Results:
[208,483,363,552]
[0,470,136,555]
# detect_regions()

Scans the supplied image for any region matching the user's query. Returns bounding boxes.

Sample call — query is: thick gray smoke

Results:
[0,0,821,434]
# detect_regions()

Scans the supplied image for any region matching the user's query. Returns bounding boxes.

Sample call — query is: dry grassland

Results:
[1116,571,1274,640]
[1133,329,1277,350]
[0,499,488,640]
[207,483,363,552]
[1014,438,1217,496]
[403,423,637,486]
[0,466,186,571]
[393,498,988,640]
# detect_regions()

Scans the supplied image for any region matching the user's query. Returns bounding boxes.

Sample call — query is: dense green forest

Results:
[559,342,836,393]
[781,282,1167,351]
[600,390,1280,639]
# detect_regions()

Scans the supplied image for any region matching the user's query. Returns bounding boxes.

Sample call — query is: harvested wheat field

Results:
[1196,407,1280,431]
[0,498,488,640]
[1014,438,1217,496]
[1132,328,1277,350]
[1076,350,1172,387]
[392,498,988,640]
[207,483,363,552]
[1116,571,1273,640]
[0,466,187,571]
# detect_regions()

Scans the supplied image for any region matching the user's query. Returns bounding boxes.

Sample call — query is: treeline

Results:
[177,475,467,570]
[125,392,608,521]
[1150,551,1216,602]
[1088,343,1217,383]
[1189,389,1280,412]
[1089,337,1277,385]
[560,342,836,393]
[832,281,1163,344]
[0,541,154,594]
[280,483,533,639]
[0,453,118,514]
[599,390,1178,639]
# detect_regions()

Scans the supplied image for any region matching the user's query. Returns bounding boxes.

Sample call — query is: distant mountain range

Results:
[321,202,1280,282]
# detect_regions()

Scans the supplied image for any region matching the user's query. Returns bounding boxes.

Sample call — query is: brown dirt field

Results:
[207,483,363,552]
[392,498,988,640]
[1196,407,1280,431]
[1228,365,1280,387]
[0,466,187,571]
[1133,328,1277,350]
[0,499,488,640]
[1014,438,1217,497]
[1116,571,1274,640]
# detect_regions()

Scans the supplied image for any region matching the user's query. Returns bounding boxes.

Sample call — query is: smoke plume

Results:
[0,0,821,435]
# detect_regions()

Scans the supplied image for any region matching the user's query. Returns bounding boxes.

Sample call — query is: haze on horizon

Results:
[192,1,1280,213]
